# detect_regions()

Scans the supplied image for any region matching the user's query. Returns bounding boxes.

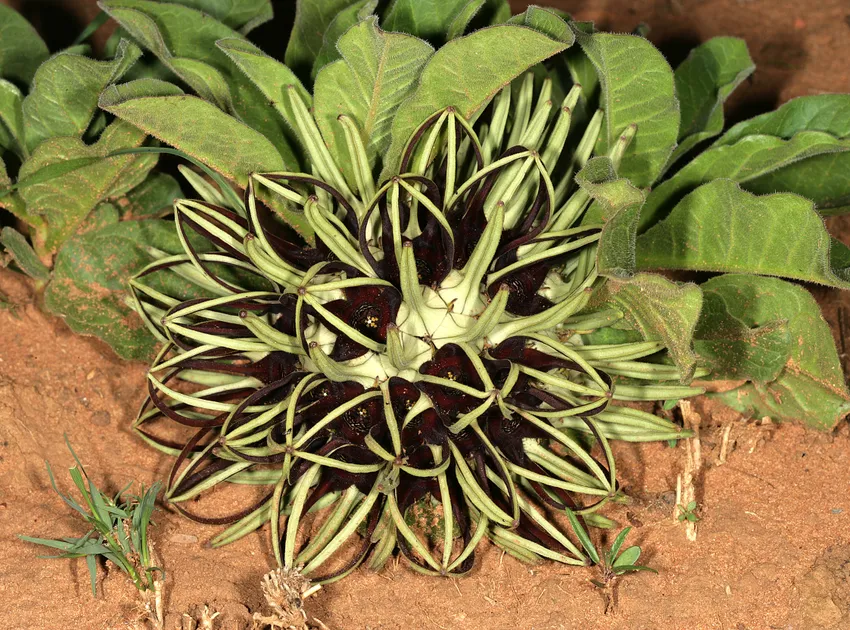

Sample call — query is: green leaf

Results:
[695,275,793,383]
[44,218,198,359]
[565,508,598,565]
[574,156,646,278]
[613,545,640,568]
[384,0,483,45]
[712,98,850,215]
[163,0,272,33]
[717,94,850,145]
[22,40,142,153]
[215,37,312,159]
[573,29,679,188]
[17,120,156,253]
[592,273,703,381]
[382,23,570,180]
[636,179,850,289]
[122,172,183,217]
[0,4,49,85]
[0,79,25,156]
[99,79,285,186]
[640,132,850,230]
[669,37,754,168]
[313,18,433,185]
[311,0,378,78]
[101,0,299,165]
[607,527,631,565]
[703,275,850,430]
[285,0,362,84]
[446,0,486,41]
[0,227,50,282]
[507,6,575,43]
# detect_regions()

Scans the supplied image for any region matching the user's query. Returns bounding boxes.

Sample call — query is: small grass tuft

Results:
[19,436,164,629]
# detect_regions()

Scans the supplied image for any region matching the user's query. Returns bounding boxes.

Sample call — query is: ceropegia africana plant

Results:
[4,0,849,581]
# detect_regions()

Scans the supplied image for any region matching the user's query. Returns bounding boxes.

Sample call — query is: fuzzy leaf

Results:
[44,217,202,360]
[641,132,850,230]
[703,275,850,430]
[22,40,142,153]
[164,0,272,33]
[668,37,754,168]
[574,29,679,188]
[575,157,646,278]
[99,79,285,185]
[383,0,484,45]
[311,0,378,77]
[216,37,311,160]
[285,0,362,84]
[694,279,790,383]
[0,5,49,85]
[0,79,25,156]
[16,120,156,253]
[636,179,850,289]
[508,6,575,43]
[0,227,50,282]
[717,94,850,145]
[382,23,570,180]
[313,18,433,184]
[592,273,703,381]
[101,0,298,165]
[711,95,850,215]
[122,172,183,217]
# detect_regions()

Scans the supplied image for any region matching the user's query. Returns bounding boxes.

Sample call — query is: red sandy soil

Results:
[2,1,850,629]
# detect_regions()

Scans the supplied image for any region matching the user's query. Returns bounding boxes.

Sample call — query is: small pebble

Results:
[90,410,111,426]
[169,533,199,544]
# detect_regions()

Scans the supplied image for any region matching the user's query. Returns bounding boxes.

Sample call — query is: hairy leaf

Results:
[99,79,285,185]
[0,226,50,282]
[636,179,850,289]
[313,18,433,184]
[694,281,790,383]
[383,0,481,45]
[216,37,311,161]
[17,120,156,252]
[668,37,754,168]
[592,273,703,381]
[717,94,850,145]
[285,0,362,84]
[44,218,200,359]
[574,157,646,278]
[312,0,378,78]
[383,23,570,180]
[574,29,679,188]
[122,172,183,217]
[702,275,850,429]
[641,131,850,229]
[22,40,141,153]
[508,5,575,43]
[0,4,49,85]
[164,0,273,33]
[0,79,25,156]
[711,95,850,215]
[101,0,298,165]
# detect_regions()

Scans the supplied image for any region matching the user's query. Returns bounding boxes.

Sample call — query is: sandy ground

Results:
[2,1,850,629]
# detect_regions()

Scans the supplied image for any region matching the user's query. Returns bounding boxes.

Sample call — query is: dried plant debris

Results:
[252,568,328,630]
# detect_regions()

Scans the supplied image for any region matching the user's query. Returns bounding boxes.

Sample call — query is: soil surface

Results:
[2,1,850,629]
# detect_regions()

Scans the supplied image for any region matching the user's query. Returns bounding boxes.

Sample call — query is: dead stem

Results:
[251,568,329,630]
[675,400,702,542]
